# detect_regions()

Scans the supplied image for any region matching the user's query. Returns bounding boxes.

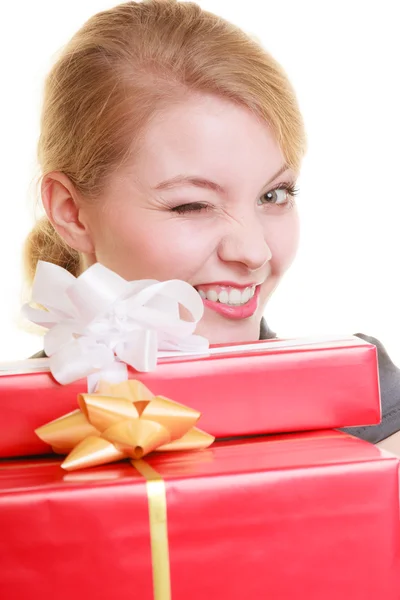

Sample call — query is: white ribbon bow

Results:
[22,261,209,390]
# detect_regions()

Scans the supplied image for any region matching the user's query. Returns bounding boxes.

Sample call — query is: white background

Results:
[0,0,399,362]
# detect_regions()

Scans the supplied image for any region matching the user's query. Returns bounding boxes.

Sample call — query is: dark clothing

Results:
[31,320,400,443]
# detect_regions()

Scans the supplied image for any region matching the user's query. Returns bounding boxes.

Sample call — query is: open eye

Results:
[258,183,299,206]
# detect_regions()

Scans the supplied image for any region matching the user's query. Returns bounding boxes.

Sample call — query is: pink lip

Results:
[202,286,260,320]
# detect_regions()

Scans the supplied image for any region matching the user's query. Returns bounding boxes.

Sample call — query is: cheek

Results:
[266,210,300,274]
[94,209,219,281]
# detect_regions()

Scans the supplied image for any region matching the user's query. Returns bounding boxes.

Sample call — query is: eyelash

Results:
[171,182,299,214]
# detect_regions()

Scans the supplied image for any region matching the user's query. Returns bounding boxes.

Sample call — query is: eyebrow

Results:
[152,163,290,194]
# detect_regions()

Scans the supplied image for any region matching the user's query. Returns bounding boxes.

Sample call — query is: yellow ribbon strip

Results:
[133,459,171,600]
[32,379,215,598]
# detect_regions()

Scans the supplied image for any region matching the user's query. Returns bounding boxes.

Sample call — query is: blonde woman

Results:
[26,0,400,451]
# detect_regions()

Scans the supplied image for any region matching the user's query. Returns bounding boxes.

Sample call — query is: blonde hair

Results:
[24,0,307,285]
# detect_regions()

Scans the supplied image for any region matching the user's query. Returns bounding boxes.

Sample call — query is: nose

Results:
[217,214,272,271]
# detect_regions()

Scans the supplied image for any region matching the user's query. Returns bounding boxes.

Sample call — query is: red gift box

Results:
[0,336,380,458]
[0,430,399,600]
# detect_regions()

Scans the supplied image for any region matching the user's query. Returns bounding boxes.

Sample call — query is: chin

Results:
[196,313,262,345]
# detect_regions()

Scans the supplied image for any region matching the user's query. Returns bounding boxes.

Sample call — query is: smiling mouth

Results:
[194,284,256,306]
[193,283,261,320]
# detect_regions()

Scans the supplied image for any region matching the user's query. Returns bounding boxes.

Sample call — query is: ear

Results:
[41,172,95,254]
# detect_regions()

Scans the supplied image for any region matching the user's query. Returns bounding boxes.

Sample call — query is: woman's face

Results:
[82,94,300,344]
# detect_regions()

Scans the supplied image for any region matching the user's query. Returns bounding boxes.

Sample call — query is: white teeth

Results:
[228,289,242,305]
[218,290,229,304]
[198,285,256,306]
[206,289,218,302]
[241,288,251,303]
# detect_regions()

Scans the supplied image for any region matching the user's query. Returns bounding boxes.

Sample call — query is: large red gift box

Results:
[0,430,399,600]
[0,336,380,458]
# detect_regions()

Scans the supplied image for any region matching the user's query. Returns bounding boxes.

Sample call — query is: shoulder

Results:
[342,333,400,444]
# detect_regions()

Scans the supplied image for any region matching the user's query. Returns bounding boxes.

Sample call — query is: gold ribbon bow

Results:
[35,379,215,471]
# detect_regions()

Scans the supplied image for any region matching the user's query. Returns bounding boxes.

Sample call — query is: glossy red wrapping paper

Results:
[0,431,399,600]
[0,337,380,458]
